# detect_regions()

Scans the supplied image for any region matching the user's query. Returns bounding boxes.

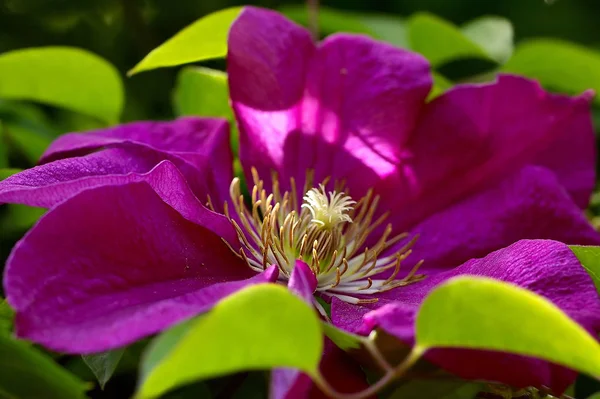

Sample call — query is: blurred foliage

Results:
[3,0,600,398]
[1,0,600,122]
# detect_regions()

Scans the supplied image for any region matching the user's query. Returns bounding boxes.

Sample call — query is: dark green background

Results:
[2,0,598,122]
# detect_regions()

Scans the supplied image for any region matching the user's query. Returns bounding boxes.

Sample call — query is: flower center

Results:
[217,168,424,307]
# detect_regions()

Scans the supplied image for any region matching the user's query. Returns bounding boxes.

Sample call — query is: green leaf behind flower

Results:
[0,335,88,399]
[128,7,243,76]
[0,47,123,123]
[280,5,408,48]
[569,245,600,294]
[461,16,514,64]
[0,300,14,336]
[173,67,238,153]
[321,321,362,350]
[408,13,489,67]
[82,349,125,390]
[502,39,600,105]
[136,284,323,399]
[415,276,600,379]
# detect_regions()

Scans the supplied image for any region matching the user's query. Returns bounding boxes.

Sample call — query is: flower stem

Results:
[314,347,424,399]
[307,0,319,40]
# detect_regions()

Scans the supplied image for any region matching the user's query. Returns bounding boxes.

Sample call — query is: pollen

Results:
[210,167,425,314]
[302,185,355,229]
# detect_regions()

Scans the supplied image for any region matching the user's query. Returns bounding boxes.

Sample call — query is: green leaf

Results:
[0,300,14,336]
[0,204,45,234]
[429,73,454,100]
[408,13,489,67]
[322,321,362,350]
[129,7,243,76]
[587,393,600,399]
[0,47,123,123]
[280,6,407,48]
[173,67,238,152]
[0,335,87,398]
[136,284,323,399]
[4,122,54,163]
[461,16,514,63]
[502,39,600,105]
[569,245,600,294]
[0,169,21,180]
[416,276,600,379]
[82,349,125,389]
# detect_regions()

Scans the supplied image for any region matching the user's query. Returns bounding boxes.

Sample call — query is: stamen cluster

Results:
[216,168,424,308]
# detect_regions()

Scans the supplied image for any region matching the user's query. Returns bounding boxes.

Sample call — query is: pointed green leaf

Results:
[0,335,88,398]
[416,277,600,379]
[0,47,123,123]
[569,245,600,294]
[129,7,243,76]
[322,321,362,350]
[136,284,323,399]
[408,13,489,67]
[82,349,125,389]
[502,39,600,104]
[173,67,238,152]
[461,16,514,63]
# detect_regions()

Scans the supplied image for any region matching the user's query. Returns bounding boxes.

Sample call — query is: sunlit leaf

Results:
[321,322,362,350]
[0,335,88,399]
[82,349,125,389]
[136,284,323,399]
[416,277,600,379]
[502,39,600,104]
[408,13,488,67]
[570,245,600,294]
[461,16,513,63]
[129,7,243,75]
[0,47,123,123]
[173,67,238,152]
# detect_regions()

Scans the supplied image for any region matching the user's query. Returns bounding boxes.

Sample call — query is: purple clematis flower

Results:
[2,5,600,396]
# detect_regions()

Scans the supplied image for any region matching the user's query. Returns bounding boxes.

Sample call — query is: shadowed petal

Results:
[380,75,595,231]
[4,163,270,353]
[271,340,372,399]
[0,145,211,208]
[392,166,600,275]
[36,117,233,205]
[333,240,600,394]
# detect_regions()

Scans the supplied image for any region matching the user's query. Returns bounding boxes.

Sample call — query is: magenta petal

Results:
[39,117,234,204]
[0,146,202,207]
[287,261,317,303]
[381,75,596,230]
[229,8,431,195]
[4,164,267,353]
[228,6,315,182]
[297,33,431,190]
[345,240,600,394]
[402,166,600,273]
